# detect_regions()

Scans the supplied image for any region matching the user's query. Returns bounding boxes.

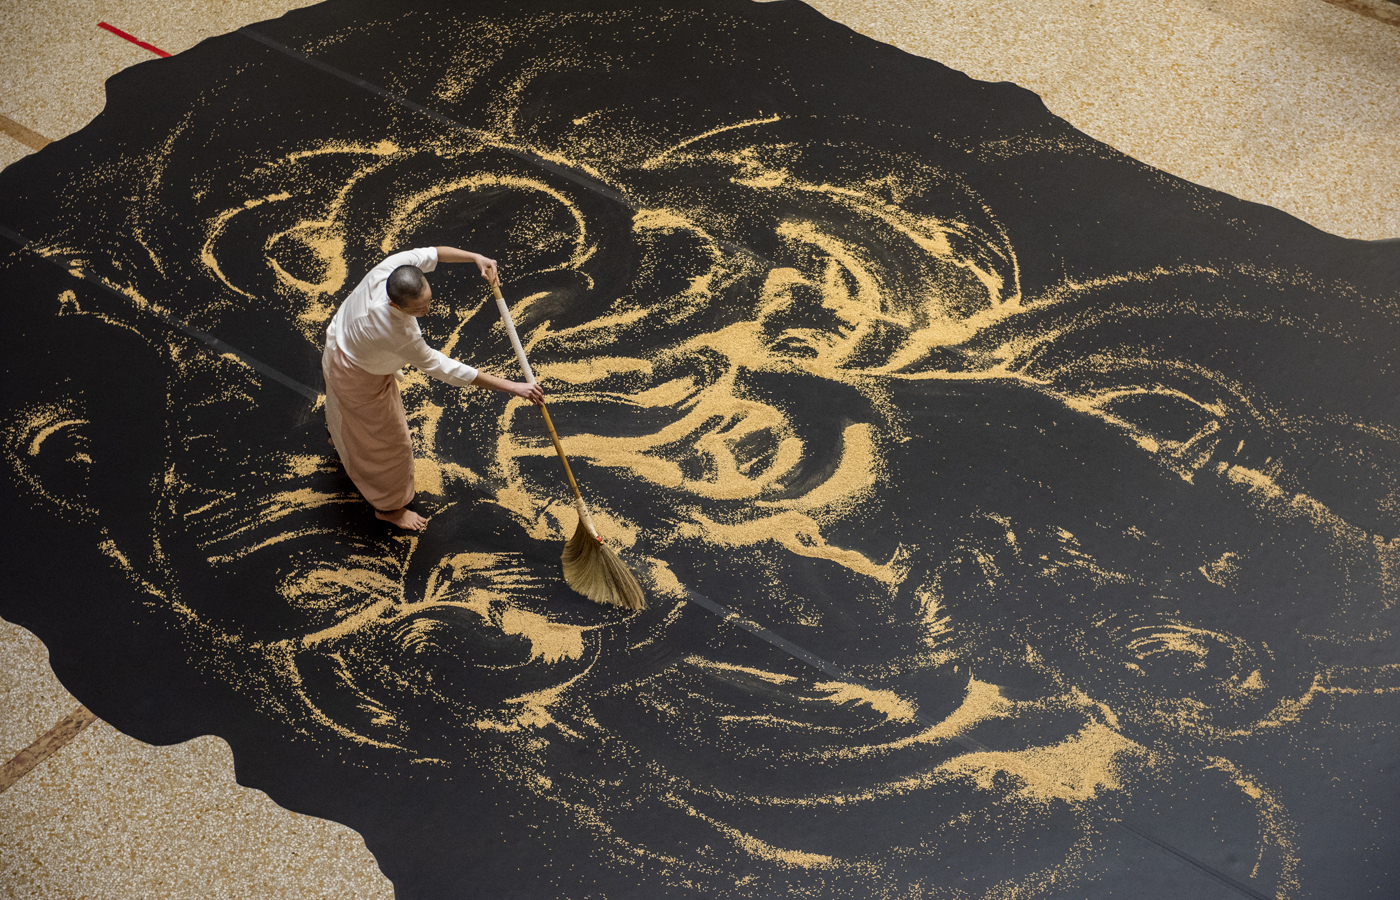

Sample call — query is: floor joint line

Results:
[0,113,52,152]
[0,706,98,794]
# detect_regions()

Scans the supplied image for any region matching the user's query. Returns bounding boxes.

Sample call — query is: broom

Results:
[489,281,646,611]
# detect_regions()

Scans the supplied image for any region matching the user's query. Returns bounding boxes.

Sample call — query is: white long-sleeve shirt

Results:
[325,247,479,386]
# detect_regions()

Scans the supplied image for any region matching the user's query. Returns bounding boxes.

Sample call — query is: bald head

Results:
[387,265,429,311]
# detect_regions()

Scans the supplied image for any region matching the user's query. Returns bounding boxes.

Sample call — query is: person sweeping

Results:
[323,246,542,531]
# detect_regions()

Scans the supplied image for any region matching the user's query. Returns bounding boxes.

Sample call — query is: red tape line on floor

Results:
[98,21,171,58]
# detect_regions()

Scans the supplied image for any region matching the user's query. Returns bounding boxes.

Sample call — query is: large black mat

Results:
[2,1,1397,897]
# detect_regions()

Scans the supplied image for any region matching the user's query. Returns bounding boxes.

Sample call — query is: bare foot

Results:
[376,507,428,531]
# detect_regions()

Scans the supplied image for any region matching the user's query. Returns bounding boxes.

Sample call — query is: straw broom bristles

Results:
[562,498,646,611]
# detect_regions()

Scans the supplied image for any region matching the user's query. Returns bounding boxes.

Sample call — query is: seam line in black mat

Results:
[681,588,1273,900]
[238,27,634,209]
[0,224,320,402]
[237,27,860,296]
[682,588,989,757]
[4,205,1269,900]
[8,35,1275,895]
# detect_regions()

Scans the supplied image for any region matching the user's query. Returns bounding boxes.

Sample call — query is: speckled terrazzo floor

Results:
[1,1,1396,897]
[806,0,1400,241]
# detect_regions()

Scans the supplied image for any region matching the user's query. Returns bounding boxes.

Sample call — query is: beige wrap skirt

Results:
[323,342,415,512]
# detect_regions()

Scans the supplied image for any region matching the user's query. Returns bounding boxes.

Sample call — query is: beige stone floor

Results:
[1,0,1396,897]
[808,0,1400,240]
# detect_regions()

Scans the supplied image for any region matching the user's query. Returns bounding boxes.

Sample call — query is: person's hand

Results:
[473,254,499,284]
[514,381,544,407]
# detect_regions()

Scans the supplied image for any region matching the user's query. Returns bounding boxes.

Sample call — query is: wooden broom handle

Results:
[490,281,599,534]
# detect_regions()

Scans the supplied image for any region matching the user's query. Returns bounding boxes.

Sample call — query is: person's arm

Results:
[403,336,542,404]
[434,246,498,283]
[471,370,544,407]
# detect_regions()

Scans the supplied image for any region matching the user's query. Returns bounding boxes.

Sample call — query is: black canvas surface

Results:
[2,1,1397,897]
